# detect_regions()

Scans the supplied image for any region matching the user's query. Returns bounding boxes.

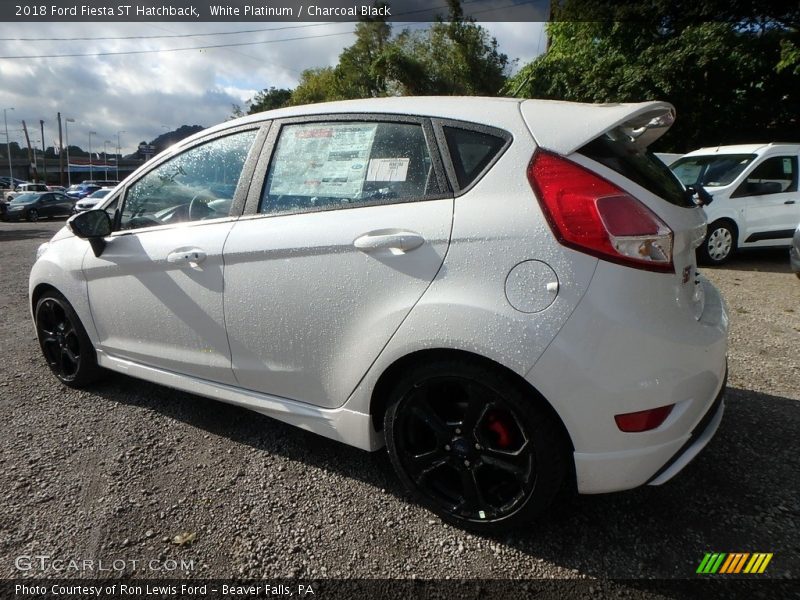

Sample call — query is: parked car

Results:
[47,185,67,193]
[0,176,27,189]
[654,152,682,166]
[73,187,114,213]
[671,143,800,264]
[3,191,74,221]
[66,183,103,200]
[31,97,728,531]
[791,223,800,279]
[5,182,49,201]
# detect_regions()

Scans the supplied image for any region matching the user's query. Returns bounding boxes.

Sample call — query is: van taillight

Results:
[527,151,674,273]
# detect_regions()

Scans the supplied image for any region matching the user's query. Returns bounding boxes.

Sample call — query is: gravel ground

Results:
[0,220,798,589]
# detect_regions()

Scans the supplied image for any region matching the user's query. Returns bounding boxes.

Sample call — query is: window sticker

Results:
[783,158,792,173]
[269,123,377,198]
[366,158,410,182]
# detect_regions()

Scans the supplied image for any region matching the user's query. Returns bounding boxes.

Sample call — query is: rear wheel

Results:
[27,209,39,222]
[699,220,736,265]
[384,358,568,533]
[35,290,102,387]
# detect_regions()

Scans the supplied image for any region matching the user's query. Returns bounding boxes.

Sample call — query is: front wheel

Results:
[698,220,736,265]
[27,208,39,222]
[35,290,103,387]
[384,358,568,533]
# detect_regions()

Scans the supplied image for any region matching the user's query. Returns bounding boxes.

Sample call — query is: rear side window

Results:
[261,121,437,215]
[443,126,507,189]
[579,134,693,207]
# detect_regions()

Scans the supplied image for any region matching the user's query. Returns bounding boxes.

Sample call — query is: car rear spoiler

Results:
[520,100,676,155]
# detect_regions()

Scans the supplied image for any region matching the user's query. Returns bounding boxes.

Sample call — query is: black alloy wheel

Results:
[35,291,102,387]
[384,359,567,532]
[27,208,39,222]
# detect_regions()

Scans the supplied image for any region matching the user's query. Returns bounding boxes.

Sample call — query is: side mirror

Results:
[67,209,112,257]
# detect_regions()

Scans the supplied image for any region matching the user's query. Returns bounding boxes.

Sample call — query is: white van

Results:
[671,143,800,263]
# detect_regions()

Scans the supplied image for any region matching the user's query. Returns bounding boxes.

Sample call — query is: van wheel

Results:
[384,358,567,533]
[35,290,103,387]
[699,220,736,265]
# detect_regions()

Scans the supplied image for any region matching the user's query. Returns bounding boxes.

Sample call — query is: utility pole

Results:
[64,118,74,186]
[22,120,35,180]
[57,113,64,186]
[39,120,47,183]
[3,107,12,183]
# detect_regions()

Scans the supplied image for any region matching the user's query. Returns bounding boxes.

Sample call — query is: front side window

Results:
[260,121,436,215]
[732,156,797,197]
[119,129,257,231]
[671,154,756,188]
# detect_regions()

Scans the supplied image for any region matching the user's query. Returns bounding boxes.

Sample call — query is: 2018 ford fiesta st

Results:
[30,97,728,532]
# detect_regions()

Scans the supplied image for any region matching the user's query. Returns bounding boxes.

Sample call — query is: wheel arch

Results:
[369,347,575,454]
[31,282,59,315]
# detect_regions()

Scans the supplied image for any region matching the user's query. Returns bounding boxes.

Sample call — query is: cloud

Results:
[0,21,542,155]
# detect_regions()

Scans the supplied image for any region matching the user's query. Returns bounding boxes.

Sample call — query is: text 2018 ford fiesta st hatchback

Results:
[30,98,728,532]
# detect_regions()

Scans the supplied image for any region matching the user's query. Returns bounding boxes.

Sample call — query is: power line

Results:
[0,1,540,60]
[0,22,338,42]
[0,29,357,59]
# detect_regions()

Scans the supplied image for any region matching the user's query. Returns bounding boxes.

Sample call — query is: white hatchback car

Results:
[30,98,728,532]
[671,143,800,264]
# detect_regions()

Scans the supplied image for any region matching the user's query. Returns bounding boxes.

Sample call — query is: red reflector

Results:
[614,405,674,432]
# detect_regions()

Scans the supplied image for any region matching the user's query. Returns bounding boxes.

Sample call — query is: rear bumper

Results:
[526,264,729,494]
[647,375,725,485]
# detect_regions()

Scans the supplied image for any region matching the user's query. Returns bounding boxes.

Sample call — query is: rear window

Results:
[579,133,693,207]
[443,126,508,190]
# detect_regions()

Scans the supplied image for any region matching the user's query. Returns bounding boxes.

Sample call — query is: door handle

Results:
[167,248,207,264]
[353,230,425,254]
[785,200,796,205]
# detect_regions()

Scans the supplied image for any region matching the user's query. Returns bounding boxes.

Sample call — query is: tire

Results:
[383,358,568,533]
[35,290,103,387]
[698,220,736,265]
[27,209,39,222]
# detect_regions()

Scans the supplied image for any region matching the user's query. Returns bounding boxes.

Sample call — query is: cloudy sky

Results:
[0,20,547,155]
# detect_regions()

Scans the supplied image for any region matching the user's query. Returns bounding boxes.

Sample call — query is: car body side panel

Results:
[222,198,454,409]
[29,234,95,341]
[342,119,598,418]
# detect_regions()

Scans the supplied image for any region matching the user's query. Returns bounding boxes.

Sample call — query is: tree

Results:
[284,0,510,105]
[290,68,342,105]
[248,87,293,113]
[504,1,800,151]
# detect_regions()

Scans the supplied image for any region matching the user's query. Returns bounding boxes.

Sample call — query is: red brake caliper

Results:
[485,411,513,449]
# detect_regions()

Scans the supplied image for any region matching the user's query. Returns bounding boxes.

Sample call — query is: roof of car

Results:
[683,143,800,156]
[169,96,674,159]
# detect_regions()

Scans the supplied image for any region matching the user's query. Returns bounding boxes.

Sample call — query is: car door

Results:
[52,192,70,216]
[81,126,264,384]
[736,154,800,245]
[223,116,453,408]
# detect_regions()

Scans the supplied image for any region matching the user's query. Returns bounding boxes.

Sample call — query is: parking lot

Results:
[0,219,797,584]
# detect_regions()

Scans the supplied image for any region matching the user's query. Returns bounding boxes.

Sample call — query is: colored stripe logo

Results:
[697,553,773,574]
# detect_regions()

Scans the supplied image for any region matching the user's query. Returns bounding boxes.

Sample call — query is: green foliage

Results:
[506,16,800,151]
[274,0,509,107]
[290,68,343,106]
[249,87,293,113]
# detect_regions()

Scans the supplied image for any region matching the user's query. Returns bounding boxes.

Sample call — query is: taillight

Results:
[615,405,674,432]
[527,151,674,272]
